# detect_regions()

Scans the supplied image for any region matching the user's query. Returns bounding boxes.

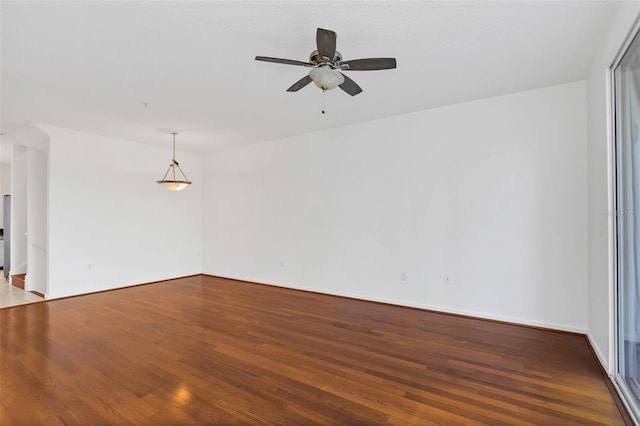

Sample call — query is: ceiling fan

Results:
[255,28,396,96]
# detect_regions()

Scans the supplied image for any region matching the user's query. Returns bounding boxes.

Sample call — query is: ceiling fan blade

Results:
[341,58,397,71]
[286,75,313,92]
[316,28,337,61]
[338,73,363,96]
[255,56,314,67]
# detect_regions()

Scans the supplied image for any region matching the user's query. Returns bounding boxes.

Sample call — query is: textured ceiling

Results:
[0,1,622,154]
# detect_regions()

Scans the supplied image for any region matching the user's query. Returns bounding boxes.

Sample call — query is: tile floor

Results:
[0,271,44,308]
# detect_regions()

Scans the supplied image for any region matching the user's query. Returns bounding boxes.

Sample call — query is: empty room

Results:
[2,0,640,424]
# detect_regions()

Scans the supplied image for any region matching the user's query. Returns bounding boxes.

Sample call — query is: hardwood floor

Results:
[0,275,626,424]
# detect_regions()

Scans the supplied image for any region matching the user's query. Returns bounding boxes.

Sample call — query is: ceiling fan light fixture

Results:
[157,132,192,191]
[309,66,344,90]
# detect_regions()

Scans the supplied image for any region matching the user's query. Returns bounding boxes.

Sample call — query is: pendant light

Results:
[157,132,191,191]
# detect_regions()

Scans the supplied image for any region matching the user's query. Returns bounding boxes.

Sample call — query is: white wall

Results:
[587,3,640,373]
[1,165,11,196]
[41,125,203,299]
[26,147,47,294]
[0,163,11,226]
[202,81,588,332]
[10,146,27,276]
[8,124,51,289]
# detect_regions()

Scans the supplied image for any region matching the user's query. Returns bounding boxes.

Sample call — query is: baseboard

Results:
[404,301,587,334]
[586,332,611,374]
[584,334,635,425]
[45,273,201,301]
[202,273,587,335]
[610,378,640,426]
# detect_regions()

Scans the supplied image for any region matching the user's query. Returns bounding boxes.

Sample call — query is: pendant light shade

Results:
[157,133,191,191]
[158,178,190,191]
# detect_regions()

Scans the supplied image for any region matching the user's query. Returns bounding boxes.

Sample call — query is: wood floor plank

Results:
[0,275,627,424]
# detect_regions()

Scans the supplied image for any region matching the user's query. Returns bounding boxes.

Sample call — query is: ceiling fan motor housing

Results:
[309,50,342,66]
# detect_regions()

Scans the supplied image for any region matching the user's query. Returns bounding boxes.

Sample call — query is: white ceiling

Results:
[0,1,622,154]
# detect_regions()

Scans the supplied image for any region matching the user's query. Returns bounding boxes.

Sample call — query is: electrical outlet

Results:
[444,275,451,285]
[401,272,406,282]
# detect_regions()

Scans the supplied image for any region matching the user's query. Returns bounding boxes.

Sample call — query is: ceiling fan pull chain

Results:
[322,89,326,114]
